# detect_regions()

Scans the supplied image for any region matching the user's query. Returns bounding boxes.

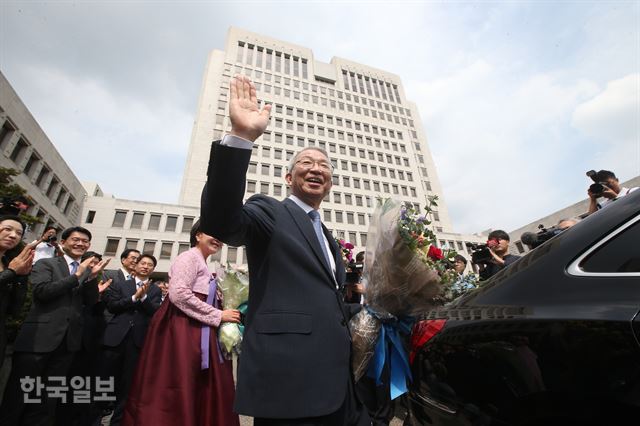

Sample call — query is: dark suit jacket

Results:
[201,141,353,419]
[13,256,99,353]
[102,279,161,348]
[101,269,128,322]
[0,268,28,366]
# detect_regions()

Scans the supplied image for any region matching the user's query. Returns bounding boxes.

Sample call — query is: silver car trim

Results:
[414,393,457,414]
[567,214,640,277]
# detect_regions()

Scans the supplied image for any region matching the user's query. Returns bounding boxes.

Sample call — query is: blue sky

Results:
[1,1,638,233]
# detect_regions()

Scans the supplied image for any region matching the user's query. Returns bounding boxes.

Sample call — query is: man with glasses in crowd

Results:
[0,227,110,425]
[201,75,369,425]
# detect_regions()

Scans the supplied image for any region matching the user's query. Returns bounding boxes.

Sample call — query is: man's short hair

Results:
[42,225,58,233]
[488,230,510,241]
[355,251,365,263]
[287,147,331,173]
[138,253,157,267]
[120,248,141,261]
[82,251,102,262]
[61,226,92,241]
[454,254,468,265]
[595,170,617,181]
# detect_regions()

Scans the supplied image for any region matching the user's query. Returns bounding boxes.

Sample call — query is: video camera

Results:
[586,170,608,196]
[520,224,564,250]
[345,262,363,284]
[466,242,493,265]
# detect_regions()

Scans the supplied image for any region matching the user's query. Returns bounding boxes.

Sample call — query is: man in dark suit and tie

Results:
[0,226,110,426]
[103,249,140,285]
[100,253,161,426]
[201,75,369,425]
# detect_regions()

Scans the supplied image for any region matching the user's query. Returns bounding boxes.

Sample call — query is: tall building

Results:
[180,27,483,266]
[0,71,85,241]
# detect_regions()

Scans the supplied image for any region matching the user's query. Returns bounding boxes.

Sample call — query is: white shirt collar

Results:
[63,253,79,266]
[288,194,315,215]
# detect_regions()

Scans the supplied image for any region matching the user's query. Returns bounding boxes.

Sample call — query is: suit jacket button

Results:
[341,319,347,326]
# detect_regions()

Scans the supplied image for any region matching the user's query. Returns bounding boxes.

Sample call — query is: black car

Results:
[406,190,640,426]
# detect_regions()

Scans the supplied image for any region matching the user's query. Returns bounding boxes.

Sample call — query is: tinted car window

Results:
[581,217,640,273]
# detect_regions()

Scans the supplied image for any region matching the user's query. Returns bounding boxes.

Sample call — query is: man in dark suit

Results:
[103,249,140,285]
[0,226,110,426]
[201,75,369,425]
[100,254,161,426]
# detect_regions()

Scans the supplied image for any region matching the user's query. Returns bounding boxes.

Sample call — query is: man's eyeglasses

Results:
[295,159,334,172]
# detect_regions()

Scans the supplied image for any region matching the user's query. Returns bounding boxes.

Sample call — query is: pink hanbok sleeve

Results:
[168,251,222,327]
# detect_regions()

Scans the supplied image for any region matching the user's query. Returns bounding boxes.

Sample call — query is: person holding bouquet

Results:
[121,220,241,426]
[201,75,369,425]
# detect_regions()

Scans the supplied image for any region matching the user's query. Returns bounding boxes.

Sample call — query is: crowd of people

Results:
[0,75,637,426]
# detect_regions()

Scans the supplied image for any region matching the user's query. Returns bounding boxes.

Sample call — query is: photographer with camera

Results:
[344,251,365,304]
[474,230,521,281]
[32,226,62,264]
[587,170,638,214]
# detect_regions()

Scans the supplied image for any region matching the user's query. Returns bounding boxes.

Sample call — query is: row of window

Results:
[103,237,189,259]
[0,119,76,216]
[246,159,425,194]
[341,69,402,104]
[235,41,405,110]
[264,103,407,141]
[220,68,415,130]
[237,41,309,79]
[106,210,195,233]
[255,135,414,167]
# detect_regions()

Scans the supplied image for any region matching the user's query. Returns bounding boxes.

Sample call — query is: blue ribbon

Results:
[365,308,414,400]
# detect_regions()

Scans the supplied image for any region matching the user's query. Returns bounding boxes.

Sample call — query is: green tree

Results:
[0,166,40,226]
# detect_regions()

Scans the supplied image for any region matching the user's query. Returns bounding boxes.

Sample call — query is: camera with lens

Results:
[345,262,363,284]
[466,242,493,265]
[586,170,608,196]
[520,224,564,250]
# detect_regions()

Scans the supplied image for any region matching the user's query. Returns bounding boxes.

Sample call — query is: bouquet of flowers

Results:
[335,238,355,264]
[217,265,249,358]
[350,197,457,398]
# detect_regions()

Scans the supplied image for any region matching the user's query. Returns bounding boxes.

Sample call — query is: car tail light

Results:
[409,319,446,364]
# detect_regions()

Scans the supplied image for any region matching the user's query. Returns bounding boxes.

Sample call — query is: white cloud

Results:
[17,66,193,203]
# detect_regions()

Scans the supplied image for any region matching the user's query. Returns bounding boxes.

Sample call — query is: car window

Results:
[581,218,640,273]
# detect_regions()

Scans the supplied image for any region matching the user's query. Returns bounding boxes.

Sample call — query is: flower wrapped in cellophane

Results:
[350,197,458,399]
[217,265,249,358]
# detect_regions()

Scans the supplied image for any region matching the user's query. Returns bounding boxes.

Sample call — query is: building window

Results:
[9,138,28,163]
[165,216,178,232]
[23,153,39,177]
[182,217,194,233]
[148,214,161,230]
[247,181,256,193]
[86,210,96,224]
[227,247,238,264]
[35,166,50,189]
[160,242,173,259]
[143,240,156,255]
[0,121,16,149]
[112,211,127,228]
[178,243,190,255]
[126,239,138,250]
[46,177,59,199]
[104,238,120,256]
[131,212,144,229]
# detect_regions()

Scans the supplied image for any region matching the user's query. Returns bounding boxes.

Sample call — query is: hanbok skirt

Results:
[121,294,239,426]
